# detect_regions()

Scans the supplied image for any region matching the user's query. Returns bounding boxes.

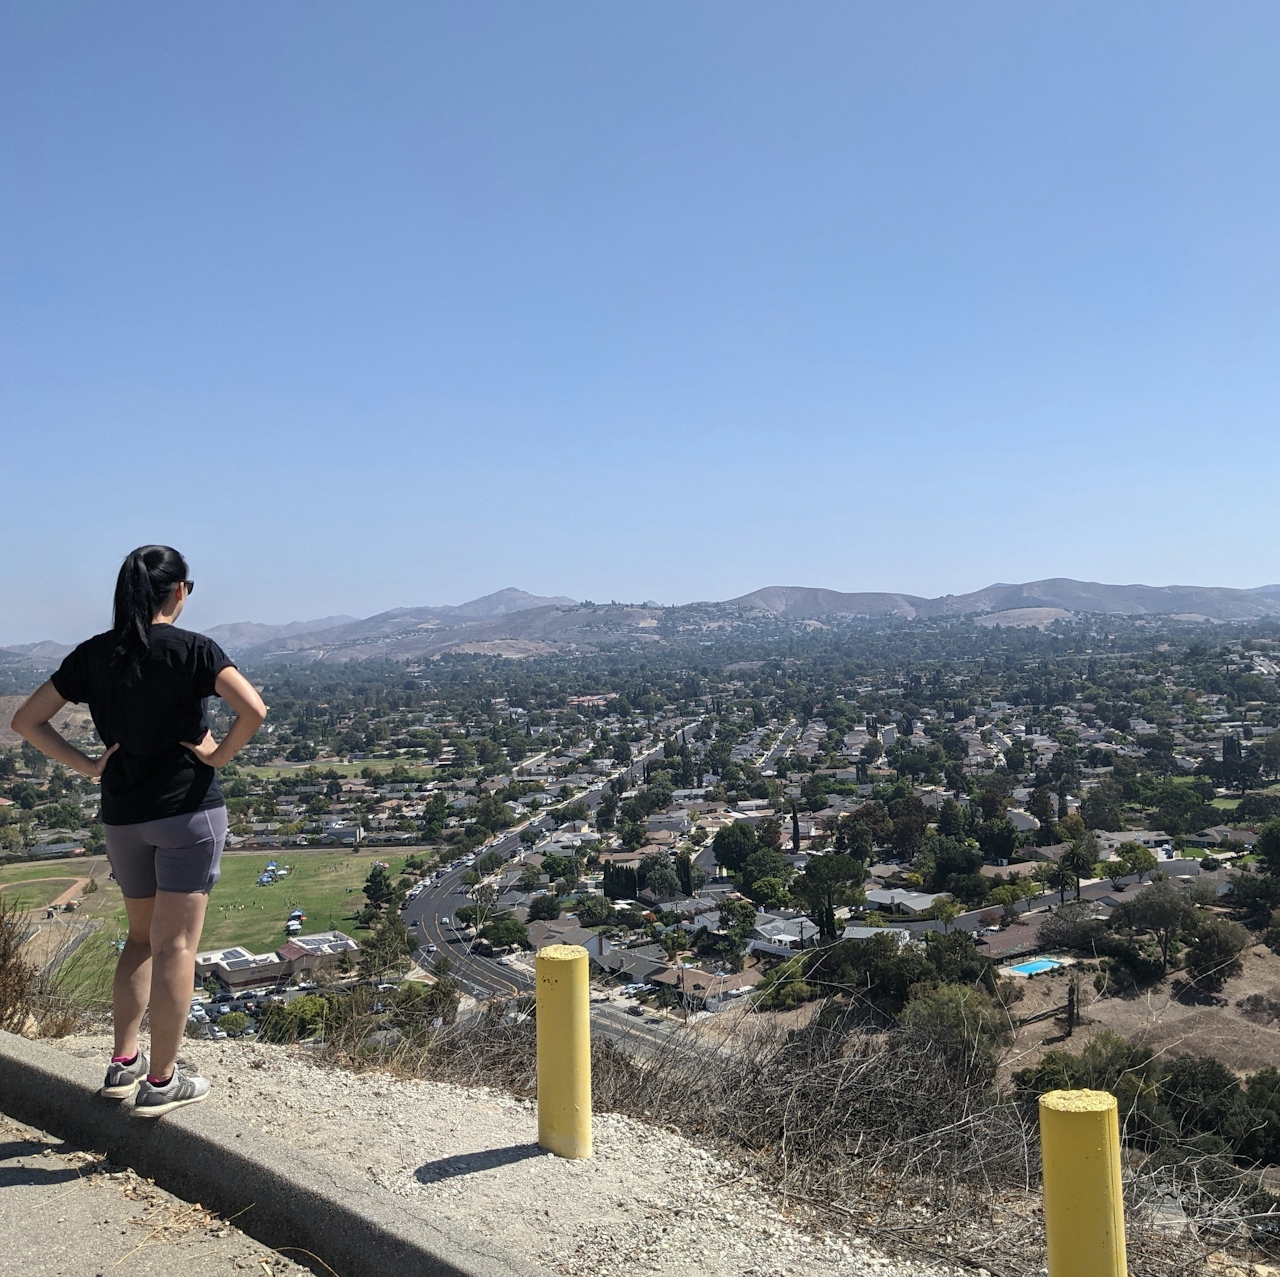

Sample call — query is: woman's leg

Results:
[147,890,209,1081]
[113,894,155,1060]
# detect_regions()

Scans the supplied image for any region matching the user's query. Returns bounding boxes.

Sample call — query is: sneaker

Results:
[101,1050,149,1100]
[131,1067,210,1118]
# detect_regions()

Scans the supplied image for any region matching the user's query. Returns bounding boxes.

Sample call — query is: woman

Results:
[10,546,266,1116]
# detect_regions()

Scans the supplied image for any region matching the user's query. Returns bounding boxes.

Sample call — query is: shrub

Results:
[1184,916,1249,991]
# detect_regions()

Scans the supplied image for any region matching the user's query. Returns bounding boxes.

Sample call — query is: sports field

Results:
[11,847,435,1001]
[0,877,80,908]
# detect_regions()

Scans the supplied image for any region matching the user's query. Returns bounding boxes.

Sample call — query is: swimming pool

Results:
[1008,958,1063,976]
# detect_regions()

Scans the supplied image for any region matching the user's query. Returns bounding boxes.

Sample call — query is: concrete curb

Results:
[0,1031,551,1277]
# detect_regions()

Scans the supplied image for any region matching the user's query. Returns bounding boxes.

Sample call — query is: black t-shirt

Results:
[51,625,237,826]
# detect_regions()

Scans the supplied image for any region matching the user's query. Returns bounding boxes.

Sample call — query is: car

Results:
[496,956,513,966]
[625,1005,644,1017]
[440,916,450,927]
[426,944,438,953]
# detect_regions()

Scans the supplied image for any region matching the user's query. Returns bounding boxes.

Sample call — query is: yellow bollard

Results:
[535,943,592,1159]
[1039,1089,1127,1277]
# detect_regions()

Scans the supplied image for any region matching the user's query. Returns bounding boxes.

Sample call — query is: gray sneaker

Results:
[101,1050,149,1100]
[131,1067,210,1117]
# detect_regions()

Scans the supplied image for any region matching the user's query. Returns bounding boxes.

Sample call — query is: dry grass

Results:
[310,985,1274,1277]
[0,892,98,1038]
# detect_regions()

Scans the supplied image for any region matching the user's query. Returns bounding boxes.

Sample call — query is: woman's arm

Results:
[182,667,268,769]
[9,681,119,779]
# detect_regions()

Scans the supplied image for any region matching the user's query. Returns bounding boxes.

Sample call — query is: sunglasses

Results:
[173,580,195,596]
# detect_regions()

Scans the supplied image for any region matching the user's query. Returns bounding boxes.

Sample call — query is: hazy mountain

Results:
[203,616,358,654]
[729,579,1280,622]
[10,580,1279,673]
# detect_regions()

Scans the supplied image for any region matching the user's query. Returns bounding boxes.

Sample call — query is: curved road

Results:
[401,732,683,1002]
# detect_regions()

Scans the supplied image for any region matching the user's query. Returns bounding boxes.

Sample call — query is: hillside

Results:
[9,577,1280,671]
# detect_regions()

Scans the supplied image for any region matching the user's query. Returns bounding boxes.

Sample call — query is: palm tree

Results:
[1060,834,1100,900]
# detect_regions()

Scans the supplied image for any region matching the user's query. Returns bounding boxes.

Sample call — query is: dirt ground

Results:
[1001,942,1280,1078]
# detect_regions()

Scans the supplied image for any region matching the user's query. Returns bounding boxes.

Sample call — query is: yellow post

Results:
[536,943,592,1159]
[1039,1089,1127,1277]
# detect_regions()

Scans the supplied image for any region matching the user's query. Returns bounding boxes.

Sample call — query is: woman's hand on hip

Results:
[84,742,120,780]
[182,731,226,768]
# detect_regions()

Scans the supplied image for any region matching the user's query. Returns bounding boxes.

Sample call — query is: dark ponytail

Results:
[111,545,189,678]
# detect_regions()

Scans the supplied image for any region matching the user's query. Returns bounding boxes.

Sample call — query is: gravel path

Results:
[0,1109,309,1276]
[49,1034,951,1277]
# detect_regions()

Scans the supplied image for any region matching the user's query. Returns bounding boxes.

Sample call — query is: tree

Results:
[1118,842,1157,883]
[217,1011,249,1036]
[755,818,782,851]
[832,815,874,858]
[738,847,790,899]
[933,897,963,933]
[359,912,415,977]
[481,917,528,949]
[1111,882,1197,966]
[573,895,614,927]
[1060,835,1100,901]
[937,798,966,838]
[363,862,394,908]
[898,984,1012,1071]
[976,818,1018,863]
[1263,733,1280,781]
[712,821,757,873]
[1257,819,1280,879]
[793,853,865,942]
[528,894,561,921]
[1081,781,1124,832]
[1184,916,1248,991]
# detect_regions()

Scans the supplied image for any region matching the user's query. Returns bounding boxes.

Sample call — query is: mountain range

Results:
[3,579,1278,672]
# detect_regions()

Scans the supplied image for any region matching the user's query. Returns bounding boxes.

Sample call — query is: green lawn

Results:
[25,847,427,1004]
[0,877,79,908]
[200,850,401,951]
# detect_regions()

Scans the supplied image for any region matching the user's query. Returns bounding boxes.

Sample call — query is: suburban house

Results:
[864,888,947,916]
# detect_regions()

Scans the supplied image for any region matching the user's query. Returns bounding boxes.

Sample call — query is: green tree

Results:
[1257,819,1280,879]
[932,897,963,933]
[363,862,394,907]
[528,894,561,921]
[359,912,415,977]
[898,984,1012,1070]
[1118,842,1158,883]
[1184,916,1249,991]
[792,853,865,942]
[573,895,614,927]
[217,1011,249,1036]
[712,821,757,873]
[1111,881,1196,966]
[481,917,528,949]
[1060,834,1100,901]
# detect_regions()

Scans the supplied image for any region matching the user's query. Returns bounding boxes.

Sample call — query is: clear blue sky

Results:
[4,2,1279,643]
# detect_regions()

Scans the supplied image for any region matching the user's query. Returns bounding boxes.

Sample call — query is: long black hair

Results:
[111,545,189,677]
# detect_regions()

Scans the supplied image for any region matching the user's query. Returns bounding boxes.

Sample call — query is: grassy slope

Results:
[0,861,90,885]
[0,877,79,908]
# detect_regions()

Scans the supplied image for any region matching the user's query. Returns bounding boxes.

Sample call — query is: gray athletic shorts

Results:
[103,808,227,898]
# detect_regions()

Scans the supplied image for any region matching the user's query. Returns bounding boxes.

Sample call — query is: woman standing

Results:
[10,546,266,1115]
